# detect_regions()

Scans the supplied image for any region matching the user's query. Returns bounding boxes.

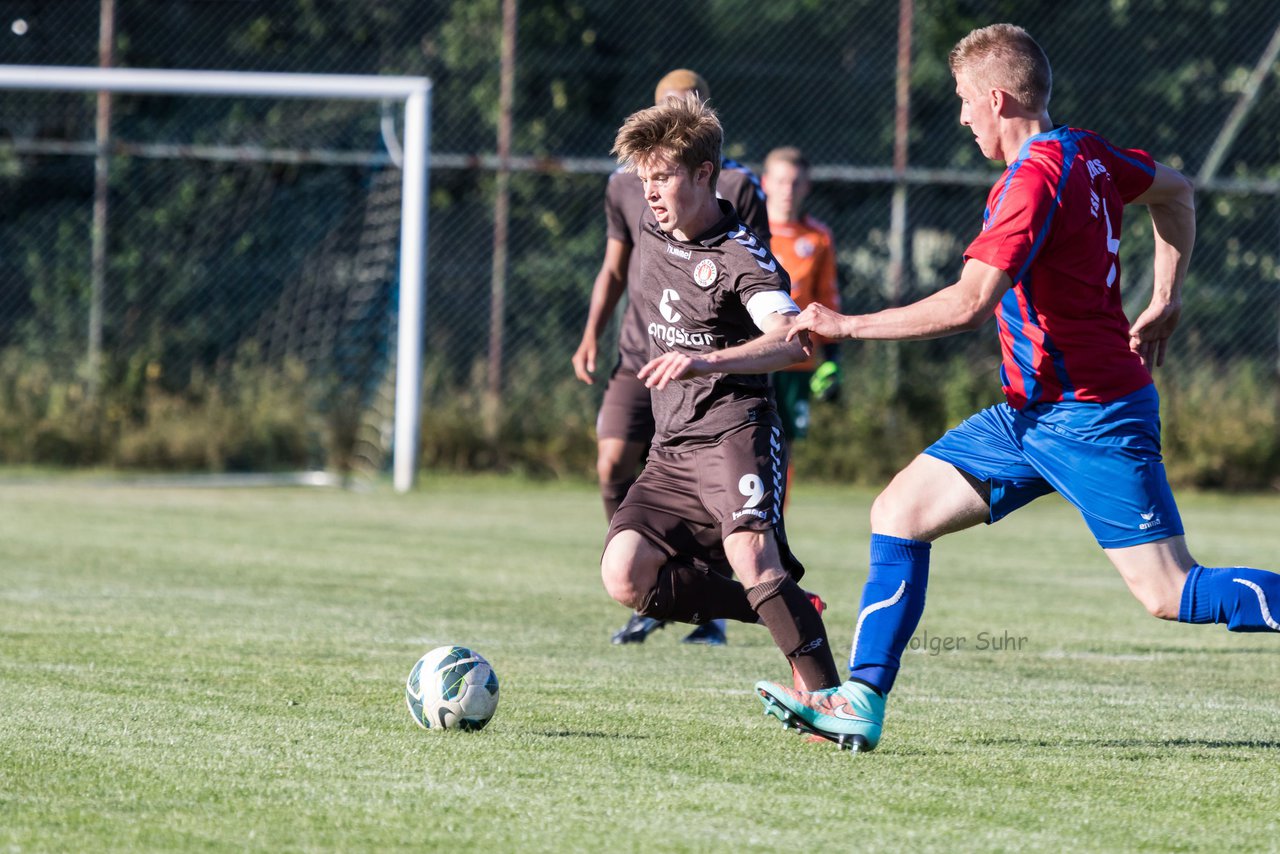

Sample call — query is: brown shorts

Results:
[596,367,655,443]
[604,419,805,580]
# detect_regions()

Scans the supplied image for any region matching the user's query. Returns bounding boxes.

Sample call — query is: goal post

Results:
[0,65,431,493]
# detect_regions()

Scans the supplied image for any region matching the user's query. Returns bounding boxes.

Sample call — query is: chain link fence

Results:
[1,0,1277,483]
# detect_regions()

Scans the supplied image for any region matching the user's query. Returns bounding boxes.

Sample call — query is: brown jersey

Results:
[634,199,792,450]
[605,160,770,373]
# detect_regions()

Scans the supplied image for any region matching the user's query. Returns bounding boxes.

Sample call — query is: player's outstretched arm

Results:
[572,238,631,384]
[1128,162,1195,369]
[786,259,1011,344]
[638,312,809,390]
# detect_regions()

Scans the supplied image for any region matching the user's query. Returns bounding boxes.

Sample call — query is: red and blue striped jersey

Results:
[964,126,1157,409]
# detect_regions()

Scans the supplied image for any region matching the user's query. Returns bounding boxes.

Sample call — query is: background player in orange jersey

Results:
[761,147,842,497]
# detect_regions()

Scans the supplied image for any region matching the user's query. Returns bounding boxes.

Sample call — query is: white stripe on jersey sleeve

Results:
[746,291,800,330]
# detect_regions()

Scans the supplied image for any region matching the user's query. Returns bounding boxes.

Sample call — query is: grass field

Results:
[2,474,1278,852]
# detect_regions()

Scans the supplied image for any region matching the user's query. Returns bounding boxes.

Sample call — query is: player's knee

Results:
[600,539,648,609]
[599,554,635,607]
[869,488,916,535]
[1108,544,1194,621]
[596,443,638,485]
[1123,579,1181,620]
[1140,592,1181,621]
[596,452,625,484]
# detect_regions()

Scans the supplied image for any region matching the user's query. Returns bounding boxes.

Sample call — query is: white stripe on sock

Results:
[1232,577,1280,631]
[849,580,907,669]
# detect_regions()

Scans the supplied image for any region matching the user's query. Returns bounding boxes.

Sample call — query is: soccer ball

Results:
[405,645,500,731]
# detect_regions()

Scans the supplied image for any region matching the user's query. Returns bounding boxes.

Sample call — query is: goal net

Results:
[0,66,429,491]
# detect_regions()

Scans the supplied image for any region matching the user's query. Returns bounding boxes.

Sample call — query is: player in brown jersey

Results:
[571,69,771,646]
[598,93,841,694]
[761,146,843,498]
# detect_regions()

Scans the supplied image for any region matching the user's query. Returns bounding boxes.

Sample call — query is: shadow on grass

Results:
[536,730,650,739]
[1146,646,1279,656]
[975,737,1280,750]
[1050,646,1279,658]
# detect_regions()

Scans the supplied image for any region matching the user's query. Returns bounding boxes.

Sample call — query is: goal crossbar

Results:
[0,64,429,100]
[0,65,431,492]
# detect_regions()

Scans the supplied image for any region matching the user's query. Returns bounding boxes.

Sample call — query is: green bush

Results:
[414,349,1280,492]
[794,346,1004,485]
[113,360,313,472]
[419,356,597,478]
[1161,361,1280,490]
[0,345,1275,491]
[797,353,1280,492]
[0,349,315,472]
[0,351,106,465]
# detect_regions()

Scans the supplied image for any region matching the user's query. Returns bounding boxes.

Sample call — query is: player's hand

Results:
[1128,300,1182,369]
[571,337,597,384]
[785,302,853,343]
[637,351,707,390]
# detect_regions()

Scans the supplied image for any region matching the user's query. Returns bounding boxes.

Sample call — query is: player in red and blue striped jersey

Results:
[754,23,1280,753]
[978,127,1158,409]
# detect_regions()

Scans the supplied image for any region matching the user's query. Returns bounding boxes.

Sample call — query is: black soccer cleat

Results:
[681,622,727,645]
[610,613,667,644]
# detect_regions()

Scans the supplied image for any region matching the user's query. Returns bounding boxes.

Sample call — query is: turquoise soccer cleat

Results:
[755,680,885,752]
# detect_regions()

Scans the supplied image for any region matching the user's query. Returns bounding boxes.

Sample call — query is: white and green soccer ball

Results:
[405,645,500,731]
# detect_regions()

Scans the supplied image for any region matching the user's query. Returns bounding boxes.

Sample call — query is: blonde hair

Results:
[612,93,723,191]
[764,146,810,174]
[949,23,1052,113]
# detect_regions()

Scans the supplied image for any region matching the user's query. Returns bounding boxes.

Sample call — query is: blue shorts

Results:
[924,384,1184,548]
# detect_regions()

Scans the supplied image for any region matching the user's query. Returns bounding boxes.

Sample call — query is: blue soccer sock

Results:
[847,534,931,695]
[1178,564,1280,632]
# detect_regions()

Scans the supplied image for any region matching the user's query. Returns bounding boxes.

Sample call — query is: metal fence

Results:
[0,0,1277,475]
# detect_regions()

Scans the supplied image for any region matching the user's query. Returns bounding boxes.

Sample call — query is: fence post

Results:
[486,0,518,437]
[885,0,914,396]
[88,0,116,402]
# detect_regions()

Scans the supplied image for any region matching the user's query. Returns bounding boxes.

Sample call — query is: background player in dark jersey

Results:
[756,23,1280,752]
[571,69,770,647]
[599,93,841,695]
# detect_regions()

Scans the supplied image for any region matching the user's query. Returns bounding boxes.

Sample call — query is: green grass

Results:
[2,475,1278,852]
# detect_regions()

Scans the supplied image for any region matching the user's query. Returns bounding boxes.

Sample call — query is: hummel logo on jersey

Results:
[729,227,778,273]
[667,243,692,260]
[659,288,682,323]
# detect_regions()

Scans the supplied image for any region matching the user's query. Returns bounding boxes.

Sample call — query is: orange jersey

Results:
[770,214,840,371]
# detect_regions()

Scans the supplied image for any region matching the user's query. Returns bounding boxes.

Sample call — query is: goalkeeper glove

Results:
[810,360,842,403]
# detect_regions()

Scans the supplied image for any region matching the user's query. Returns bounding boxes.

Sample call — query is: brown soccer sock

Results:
[637,560,758,624]
[746,576,841,690]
